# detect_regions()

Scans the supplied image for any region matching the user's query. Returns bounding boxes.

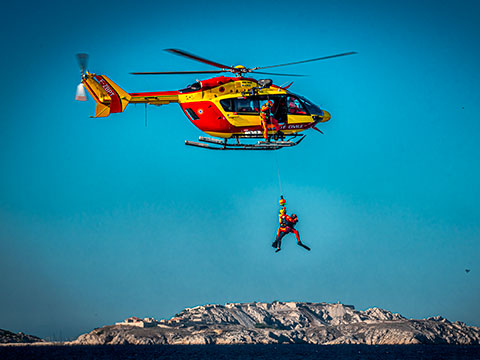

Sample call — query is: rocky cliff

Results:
[71,302,480,345]
[0,329,44,344]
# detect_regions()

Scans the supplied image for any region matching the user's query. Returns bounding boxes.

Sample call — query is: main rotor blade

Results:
[165,49,235,71]
[131,70,224,75]
[251,71,306,77]
[253,51,357,70]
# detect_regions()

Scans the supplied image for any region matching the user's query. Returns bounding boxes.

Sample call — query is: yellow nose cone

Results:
[320,110,331,122]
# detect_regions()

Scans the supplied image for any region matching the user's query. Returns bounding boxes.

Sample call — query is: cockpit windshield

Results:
[296,95,323,115]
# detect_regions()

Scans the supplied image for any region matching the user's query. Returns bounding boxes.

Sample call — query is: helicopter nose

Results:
[320,110,331,122]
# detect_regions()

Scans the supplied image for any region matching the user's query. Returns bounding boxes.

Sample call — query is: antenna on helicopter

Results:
[75,53,89,101]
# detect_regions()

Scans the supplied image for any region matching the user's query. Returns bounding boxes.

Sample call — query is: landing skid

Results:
[185,135,305,150]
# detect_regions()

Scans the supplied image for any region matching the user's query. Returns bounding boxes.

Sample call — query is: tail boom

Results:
[82,72,180,117]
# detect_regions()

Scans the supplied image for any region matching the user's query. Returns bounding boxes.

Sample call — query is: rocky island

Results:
[70,301,480,345]
[0,329,44,344]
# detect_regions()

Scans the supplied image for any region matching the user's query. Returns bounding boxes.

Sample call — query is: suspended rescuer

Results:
[272,196,310,252]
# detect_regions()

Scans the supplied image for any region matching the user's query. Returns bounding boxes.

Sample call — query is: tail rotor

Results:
[75,53,89,101]
[76,53,88,75]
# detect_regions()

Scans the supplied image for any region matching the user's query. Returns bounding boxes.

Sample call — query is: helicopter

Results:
[75,49,356,150]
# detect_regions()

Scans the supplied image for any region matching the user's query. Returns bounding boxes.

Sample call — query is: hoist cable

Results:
[274,151,283,196]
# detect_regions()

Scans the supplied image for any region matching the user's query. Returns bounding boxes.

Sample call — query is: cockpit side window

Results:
[220,99,233,112]
[235,98,258,113]
[220,97,259,113]
[286,95,308,115]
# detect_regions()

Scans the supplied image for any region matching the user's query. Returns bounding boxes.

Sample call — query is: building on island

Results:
[116,316,159,328]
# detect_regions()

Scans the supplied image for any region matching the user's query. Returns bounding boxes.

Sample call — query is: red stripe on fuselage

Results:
[94,75,122,113]
[181,101,234,133]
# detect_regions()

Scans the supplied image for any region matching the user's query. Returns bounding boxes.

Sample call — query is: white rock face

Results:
[70,302,480,345]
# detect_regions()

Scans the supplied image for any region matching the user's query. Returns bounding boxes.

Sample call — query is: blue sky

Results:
[1,0,479,340]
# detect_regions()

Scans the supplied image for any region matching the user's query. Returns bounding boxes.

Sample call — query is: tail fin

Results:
[82,72,131,117]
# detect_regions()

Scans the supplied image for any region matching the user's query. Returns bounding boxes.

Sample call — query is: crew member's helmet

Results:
[291,213,297,219]
[266,100,273,107]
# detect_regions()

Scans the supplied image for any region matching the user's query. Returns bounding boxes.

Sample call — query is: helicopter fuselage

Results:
[82,73,331,140]
[130,76,331,138]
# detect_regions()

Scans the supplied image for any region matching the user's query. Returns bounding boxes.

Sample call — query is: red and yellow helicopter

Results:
[75,49,356,150]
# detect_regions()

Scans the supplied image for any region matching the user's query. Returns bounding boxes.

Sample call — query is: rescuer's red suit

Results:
[276,213,301,245]
[272,201,310,252]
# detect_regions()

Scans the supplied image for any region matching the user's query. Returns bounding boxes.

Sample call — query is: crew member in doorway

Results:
[260,100,280,140]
